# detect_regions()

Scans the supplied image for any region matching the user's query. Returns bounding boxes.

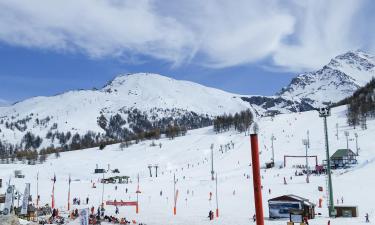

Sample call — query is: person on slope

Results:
[208,210,214,220]
[303,216,309,225]
[365,213,370,223]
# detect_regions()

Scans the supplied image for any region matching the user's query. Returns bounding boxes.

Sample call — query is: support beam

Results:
[250,134,264,225]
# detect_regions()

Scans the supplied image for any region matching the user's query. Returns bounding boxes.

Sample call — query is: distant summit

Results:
[278,50,375,107]
[243,50,375,113]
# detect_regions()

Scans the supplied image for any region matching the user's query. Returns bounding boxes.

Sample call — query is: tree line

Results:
[0,108,211,162]
[335,77,375,129]
[213,109,253,134]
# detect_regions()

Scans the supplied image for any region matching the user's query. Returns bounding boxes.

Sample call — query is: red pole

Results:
[250,134,264,225]
[52,183,55,209]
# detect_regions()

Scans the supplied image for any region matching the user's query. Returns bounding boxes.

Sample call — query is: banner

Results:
[79,208,89,225]
[21,183,31,215]
[106,200,138,206]
[3,185,14,215]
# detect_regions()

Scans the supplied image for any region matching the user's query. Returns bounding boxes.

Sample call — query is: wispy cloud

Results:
[0,98,10,106]
[0,0,373,71]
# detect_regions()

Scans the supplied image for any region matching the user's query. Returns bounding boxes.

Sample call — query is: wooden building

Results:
[268,195,315,219]
[330,149,357,169]
[334,206,358,217]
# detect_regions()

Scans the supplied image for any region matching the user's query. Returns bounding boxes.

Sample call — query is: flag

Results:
[79,208,89,225]
[3,184,14,215]
[21,183,30,215]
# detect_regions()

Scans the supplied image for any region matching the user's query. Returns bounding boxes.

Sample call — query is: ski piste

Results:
[1,105,374,225]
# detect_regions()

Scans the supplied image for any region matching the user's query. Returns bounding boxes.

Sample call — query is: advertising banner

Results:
[3,185,14,215]
[79,208,89,225]
[21,183,30,215]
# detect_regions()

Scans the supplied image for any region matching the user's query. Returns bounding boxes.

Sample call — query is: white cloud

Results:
[0,0,372,71]
[272,0,368,71]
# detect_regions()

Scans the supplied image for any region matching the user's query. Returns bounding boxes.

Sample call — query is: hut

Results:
[330,149,357,169]
[334,206,358,217]
[268,194,315,219]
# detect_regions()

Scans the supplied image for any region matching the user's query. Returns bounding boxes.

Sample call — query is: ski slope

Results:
[0,106,374,225]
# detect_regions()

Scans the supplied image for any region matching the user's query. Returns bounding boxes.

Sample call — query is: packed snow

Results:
[0,105,374,225]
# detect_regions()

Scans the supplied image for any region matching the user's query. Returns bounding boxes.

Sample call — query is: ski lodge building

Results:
[268,194,315,219]
[330,149,357,169]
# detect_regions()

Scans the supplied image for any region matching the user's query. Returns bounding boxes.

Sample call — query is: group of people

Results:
[72,197,81,205]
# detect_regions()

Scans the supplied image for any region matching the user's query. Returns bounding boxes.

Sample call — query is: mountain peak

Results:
[277,50,375,107]
[102,73,172,90]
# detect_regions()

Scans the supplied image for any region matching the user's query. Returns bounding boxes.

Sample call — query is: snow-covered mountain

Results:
[1,50,374,151]
[0,73,251,150]
[243,50,375,113]
[278,50,375,107]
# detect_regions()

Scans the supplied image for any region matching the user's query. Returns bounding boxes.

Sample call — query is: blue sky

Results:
[0,0,374,105]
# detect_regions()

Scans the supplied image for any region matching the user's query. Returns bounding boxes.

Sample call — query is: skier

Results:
[253,214,256,222]
[209,192,212,200]
[115,206,119,214]
[365,213,370,223]
[268,189,271,195]
[97,207,100,217]
[160,190,163,196]
[115,185,118,191]
[86,197,89,205]
[284,177,287,185]
[303,216,309,225]
[327,220,330,225]
[341,196,344,204]
[208,210,214,220]
[91,206,95,215]
[125,188,128,193]
[100,206,105,217]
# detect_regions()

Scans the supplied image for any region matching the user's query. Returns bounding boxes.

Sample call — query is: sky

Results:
[0,0,374,105]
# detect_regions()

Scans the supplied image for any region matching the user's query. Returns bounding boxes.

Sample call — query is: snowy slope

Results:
[278,50,375,107]
[0,73,251,148]
[1,105,374,225]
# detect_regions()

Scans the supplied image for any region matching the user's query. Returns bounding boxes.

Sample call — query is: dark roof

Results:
[268,194,315,206]
[331,149,356,159]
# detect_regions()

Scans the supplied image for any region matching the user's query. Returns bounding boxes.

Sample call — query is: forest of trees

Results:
[335,77,375,129]
[0,107,213,163]
[213,109,253,134]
